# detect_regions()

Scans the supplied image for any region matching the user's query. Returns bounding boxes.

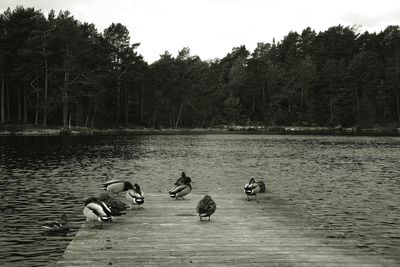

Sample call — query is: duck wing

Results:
[174,177,185,185]
[86,202,110,221]
[169,184,188,194]
[196,199,205,213]
[99,194,129,210]
[197,199,216,215]
[101,179,123,190]
[103,179,123,185]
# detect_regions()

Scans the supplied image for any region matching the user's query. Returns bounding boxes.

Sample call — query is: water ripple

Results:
[0,134,399,265]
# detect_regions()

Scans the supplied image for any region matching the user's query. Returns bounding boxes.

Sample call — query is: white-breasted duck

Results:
[126,183,145,209]
[196,195,216,221]
[83,197,112,226]
[101,179,133,195]
[244,178,261,201]
[98,193,128,216]
[169,176,192,200]
[42,214,70,235]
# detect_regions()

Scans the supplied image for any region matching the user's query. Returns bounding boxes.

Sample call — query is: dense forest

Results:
[0,6,399,129]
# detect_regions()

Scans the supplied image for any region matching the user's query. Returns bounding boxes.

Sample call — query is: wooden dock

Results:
[57,193,395,266]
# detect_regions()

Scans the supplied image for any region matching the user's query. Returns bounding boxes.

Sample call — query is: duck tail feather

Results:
[256,181,266,193]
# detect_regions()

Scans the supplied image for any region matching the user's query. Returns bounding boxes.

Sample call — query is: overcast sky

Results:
[1,0,400,63]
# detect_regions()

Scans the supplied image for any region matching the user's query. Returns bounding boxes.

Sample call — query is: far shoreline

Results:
[1,125,399,137]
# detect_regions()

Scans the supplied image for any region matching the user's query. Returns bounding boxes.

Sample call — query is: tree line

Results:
[1,6,399,129]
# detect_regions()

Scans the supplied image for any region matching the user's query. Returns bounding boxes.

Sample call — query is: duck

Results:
[101,179,133,195]
[126,183,144,209]
[196,195,216,221]
[244,178,261,201]
[169,176,192,200]
[42,214,70,235]
[83,197,112,226]
[98,193,128,216]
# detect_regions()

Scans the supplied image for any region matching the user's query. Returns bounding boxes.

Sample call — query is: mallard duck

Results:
[98,193,128,216]
[196,195,216,221]
[83,197,112,226]
[101,179,133,195]
[42,214,70,235]
[169,176,192,199]
[126,183,144,209]
[174,172,190,185]
[244,178,261,200]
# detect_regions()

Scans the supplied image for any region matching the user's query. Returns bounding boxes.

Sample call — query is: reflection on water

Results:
[0,134,399,266]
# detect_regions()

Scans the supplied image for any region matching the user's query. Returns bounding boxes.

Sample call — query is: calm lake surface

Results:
[0,134,399,266]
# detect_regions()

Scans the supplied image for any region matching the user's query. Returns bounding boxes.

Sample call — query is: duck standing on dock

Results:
[98,193,128,216]
[244,178,264,201]
[196,195,216,221]
[101,179,133,195]
[83,197,112,226]
[169,176,192,200]
[126,183,145,209]
[42,214,70,235]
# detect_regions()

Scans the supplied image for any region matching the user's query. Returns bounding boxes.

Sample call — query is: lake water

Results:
[0,134,399,266]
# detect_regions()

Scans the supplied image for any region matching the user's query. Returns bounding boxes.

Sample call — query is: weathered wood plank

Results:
[57,193,396,266]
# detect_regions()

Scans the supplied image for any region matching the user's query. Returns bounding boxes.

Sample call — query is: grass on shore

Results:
[0,123,399,136]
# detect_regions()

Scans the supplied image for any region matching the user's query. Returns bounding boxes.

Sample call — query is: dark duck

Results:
[196,195,216,221]
[42,214,70,235]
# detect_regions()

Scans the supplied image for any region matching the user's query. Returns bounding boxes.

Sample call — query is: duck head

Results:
[133,183,140,188]
[133,183,142,192]
[249,178,256,184]
[84,197,98,206]
[203,195,212,201]
[125,181,134,190]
